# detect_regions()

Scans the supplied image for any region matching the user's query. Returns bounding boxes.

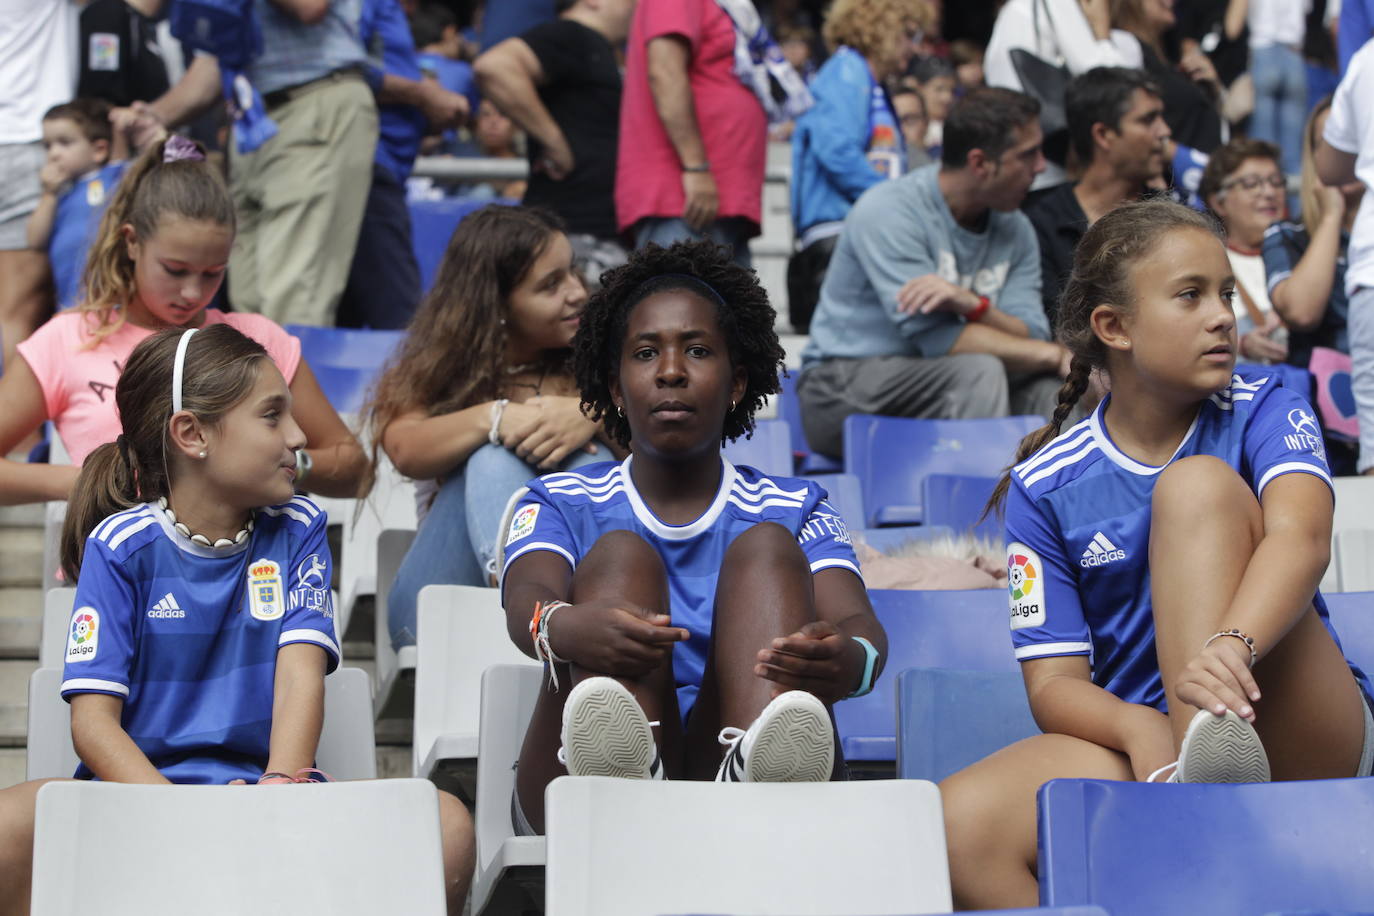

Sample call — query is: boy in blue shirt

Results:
[26,99,127,309]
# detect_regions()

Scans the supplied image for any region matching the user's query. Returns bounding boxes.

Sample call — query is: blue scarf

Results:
[712,0,813,124]
[169,0,279,152]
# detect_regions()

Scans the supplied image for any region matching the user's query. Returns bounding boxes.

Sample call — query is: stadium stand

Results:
[897,667,1040,783]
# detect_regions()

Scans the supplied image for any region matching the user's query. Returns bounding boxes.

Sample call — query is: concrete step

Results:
[0,527,44,589]
[0,659,38,747]
[0,587,42,660]
[0,503,44,528]
[0,747,25,789]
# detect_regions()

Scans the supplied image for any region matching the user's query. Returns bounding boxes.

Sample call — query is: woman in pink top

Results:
[0,136,367,505]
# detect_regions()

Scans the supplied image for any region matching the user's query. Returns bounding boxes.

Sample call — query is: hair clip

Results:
[163,135,205,164]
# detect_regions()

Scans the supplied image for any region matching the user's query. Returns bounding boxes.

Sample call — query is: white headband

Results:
[172,327,198,414]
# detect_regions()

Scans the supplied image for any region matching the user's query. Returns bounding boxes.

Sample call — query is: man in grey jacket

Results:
[798,87,1070,458]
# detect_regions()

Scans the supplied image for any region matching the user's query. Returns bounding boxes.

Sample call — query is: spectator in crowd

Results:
[943,198,1373,911]
[907,55,956,155]
[1024,67,1171,327]
[891,84,932,166]
[412,1,473,62]
[0,324,475,916]
[984,0,1142,186]
[1265,97,1360,369]
[1200,137,1290,364]
[797,89,1068,459]
[776,22,819,82]
[337,0,470,330]
[787,0,932,333]
[366,206,614,650]
[127,0,380,328]
[26,99,128,311]
[949,38,986,93]
[615,0,768,266]
[503,240,881,832]
[77,0,171,108]
[0,137,367,508]
[1317,37,1374,473]
[0,0,76,383]
[450,99,529,200]
[475,0,636,289]
[1231,0,1309,176]
[1112,0,1225,154]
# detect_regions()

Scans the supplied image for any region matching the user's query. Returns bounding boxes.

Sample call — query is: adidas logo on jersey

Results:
[1080,532,1126,568]
[147,592,186,619]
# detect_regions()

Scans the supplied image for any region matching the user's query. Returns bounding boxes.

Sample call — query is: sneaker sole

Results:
[745,693,834,783]
[1177,709,1270,783]
[562,678,655,779]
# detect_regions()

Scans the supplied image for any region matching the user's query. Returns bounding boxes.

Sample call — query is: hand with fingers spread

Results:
[895,274,980,317]
[547,598,690,677]
[754,620,865,703]
[499,395,601,470]
[1174,635,1261,722]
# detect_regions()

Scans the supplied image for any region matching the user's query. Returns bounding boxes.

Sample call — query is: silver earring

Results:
[729,400,736,412]
[617,405,624,418]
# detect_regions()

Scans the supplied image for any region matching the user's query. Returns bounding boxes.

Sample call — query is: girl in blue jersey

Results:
[500,240,886,833]
[941,198,1374,910]
[0,325,474,915]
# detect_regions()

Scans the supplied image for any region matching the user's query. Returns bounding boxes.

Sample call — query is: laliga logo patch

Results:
[507,504,539,545]
[1006,543,1046,630]
[67,607,100,662]
[247,559,284,621]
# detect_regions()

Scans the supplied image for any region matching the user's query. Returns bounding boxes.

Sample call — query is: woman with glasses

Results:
[1200,137,1290,364]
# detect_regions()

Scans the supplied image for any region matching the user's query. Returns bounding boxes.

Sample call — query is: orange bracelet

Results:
[967,295,990,322]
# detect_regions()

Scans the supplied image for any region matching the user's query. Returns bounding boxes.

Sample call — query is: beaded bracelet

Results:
[489,398,509,446]
[1204,628,1258,669]
[257,771,295,785]
[530,600,571,690]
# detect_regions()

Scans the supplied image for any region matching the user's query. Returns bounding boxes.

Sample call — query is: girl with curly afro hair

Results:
[497,240,886,832]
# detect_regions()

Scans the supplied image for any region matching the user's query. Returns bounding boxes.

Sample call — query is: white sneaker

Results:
[559,676,663,779]
[1173,709,1270,783]
[715,690,833,783]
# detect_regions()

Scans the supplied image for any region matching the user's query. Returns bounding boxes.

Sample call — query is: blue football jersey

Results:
[50,161,127,309]
[1005,369,1372,710]
[501,457,863,717]
[61,496,340,784]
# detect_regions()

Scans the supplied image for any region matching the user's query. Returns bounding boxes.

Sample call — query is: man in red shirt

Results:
[616,0,767,266]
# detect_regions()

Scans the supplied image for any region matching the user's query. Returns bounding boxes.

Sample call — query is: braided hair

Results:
[988,199,1223,513]
[573,240,784,448]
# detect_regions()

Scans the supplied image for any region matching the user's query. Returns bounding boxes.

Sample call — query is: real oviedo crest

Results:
[247,558,285,621]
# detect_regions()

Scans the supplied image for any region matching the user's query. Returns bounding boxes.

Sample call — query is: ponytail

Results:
[985,356,1093,518]
[78,136,234,345]
[60,438,144,581]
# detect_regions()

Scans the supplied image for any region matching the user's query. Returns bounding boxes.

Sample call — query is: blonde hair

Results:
[822,0,934,62]
[1300,97,1335,236]
[78,136,235,346]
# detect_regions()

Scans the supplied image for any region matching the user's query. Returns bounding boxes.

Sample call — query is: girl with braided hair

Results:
[941,198,1374,910]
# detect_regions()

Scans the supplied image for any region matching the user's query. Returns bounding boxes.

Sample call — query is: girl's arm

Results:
[382,402,504,481]
[1173,472,1330,715]
[1269,199,1345,333]
[69,694,170,784]
[0,356,81,505]
[264,643,328,777]
[25,187,60,251]
[287,360,368,498]
[1023,655,1175,780]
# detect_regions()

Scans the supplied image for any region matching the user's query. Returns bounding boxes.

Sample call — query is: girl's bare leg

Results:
[0,778,69,916]
[1150,456,1366,778]
[513,530,681,832]
[941,735,1134,911]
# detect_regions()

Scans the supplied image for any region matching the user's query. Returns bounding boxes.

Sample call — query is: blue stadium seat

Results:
[311,365,375,416]
[285,324,405,370]
[776,372,842,474]
[833,588,1014,765]
[922,472,1003,540]
[1038,777,1374,916]
[409,197,516,294]
[843,414,1044,526]
[805,472,865,532]
[722,419,793,476]
[897,667,1039,782]
[1321,591,1374,672]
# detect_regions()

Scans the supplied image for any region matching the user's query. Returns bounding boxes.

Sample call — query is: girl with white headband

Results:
[0,324,475,915]
[0,135,366,515]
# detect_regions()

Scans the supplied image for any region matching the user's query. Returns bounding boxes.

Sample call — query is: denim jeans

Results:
[386,443,606,648]
[1250,43,1307,179]
[632,216,753,268]
[1348,287,1374,473]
